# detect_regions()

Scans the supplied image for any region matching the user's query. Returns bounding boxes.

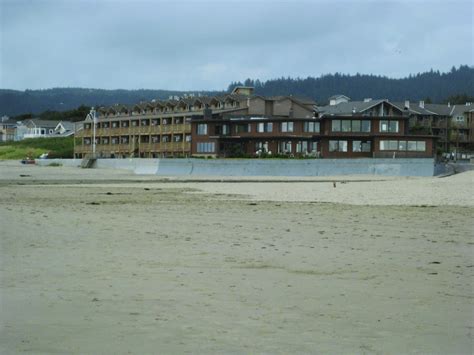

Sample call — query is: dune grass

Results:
[0,137,74,159]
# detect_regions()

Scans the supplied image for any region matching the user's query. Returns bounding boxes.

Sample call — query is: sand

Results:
[0,162,473,354]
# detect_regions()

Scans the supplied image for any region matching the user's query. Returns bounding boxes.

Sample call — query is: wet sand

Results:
[0,162,473,354]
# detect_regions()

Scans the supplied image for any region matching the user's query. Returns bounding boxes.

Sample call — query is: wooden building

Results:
[75,88,436,159]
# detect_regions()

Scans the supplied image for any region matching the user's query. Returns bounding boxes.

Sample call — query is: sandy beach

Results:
[0,162,473,354]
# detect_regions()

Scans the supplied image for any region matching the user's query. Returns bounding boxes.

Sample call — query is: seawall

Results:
[36,158,435,176]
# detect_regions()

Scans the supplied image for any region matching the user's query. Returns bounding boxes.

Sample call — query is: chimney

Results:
[363,98,372,102]
[419,100,425,109]
[404,100,410,109]
[448,102,451,107]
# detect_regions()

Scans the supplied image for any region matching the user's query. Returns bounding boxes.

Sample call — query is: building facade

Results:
[74,88,436,159]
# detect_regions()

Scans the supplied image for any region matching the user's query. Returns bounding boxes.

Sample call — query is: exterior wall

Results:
[248,97,265,115]
[292,103,314,119]
[273,99,292,116]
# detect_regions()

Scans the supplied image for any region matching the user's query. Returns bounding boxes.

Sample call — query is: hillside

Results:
[1,65,472,117]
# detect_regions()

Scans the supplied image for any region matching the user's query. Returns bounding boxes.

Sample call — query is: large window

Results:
[278,141,293,153]
[379,140,426,151]
[197,142,215,153]
[352,140,371,152]
[281,122,294,132]
[235,124,251,133]
[341,120,351,132]
[304,121,320,133]
[380,120,399,133]
[361,120,371,132]
[296,141,318,153]
[329,140,348,152]
[257,122,273,133]
[197,123,208,135]
[332,120,371,132]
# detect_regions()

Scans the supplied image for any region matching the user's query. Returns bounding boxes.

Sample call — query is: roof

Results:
[329,94,351,101]
[26,119,61,128]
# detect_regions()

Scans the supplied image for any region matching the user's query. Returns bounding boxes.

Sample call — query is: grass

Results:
[0,137,74,160]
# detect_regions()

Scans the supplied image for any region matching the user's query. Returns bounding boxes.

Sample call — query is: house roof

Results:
[26,119,61,128]
[329,94,350,101]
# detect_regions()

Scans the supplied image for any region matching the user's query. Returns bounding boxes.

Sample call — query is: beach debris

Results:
[247,202,258,206]
[429,261,441,264]
[333,182,336,188]
[91,298,99,302]
[87,202,101,205]
[19,174,31,177]
[144,188,150,191]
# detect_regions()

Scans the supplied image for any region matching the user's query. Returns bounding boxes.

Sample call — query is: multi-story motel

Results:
[74,87,436,159]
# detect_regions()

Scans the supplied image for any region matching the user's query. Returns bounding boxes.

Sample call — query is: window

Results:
[255,141,269,152]
[257,122,273,133]
[197,142,215,153]
[111,137,119,144]
[235,124,250,133]
[304,121,320,133]
[380,140,426,152]
[162,135,171,143]
[173,135,182,142]
[331,120,341,132]
[185,134,192,142]
[197,123,208,135]
[352,140,371,152]
[416,141,426,151]
[380,120,399,132]
[329,140,348,152]
[278,141,292,153]
[389,121,399,132]
[456,116,465,122]
[351,120,361,132]
[222,124,229,135]
[112,122,118,128]
[281,122,294,132]
[151,119,159,126]
[361,120,371,132]
[297,141,317,153]
[151,136,160,143]
[341,120,351,132]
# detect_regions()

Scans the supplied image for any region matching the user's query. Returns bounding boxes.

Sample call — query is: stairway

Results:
[81,155,97,168]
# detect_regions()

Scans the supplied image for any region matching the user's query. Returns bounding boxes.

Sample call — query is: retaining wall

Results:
[37,158,435,176]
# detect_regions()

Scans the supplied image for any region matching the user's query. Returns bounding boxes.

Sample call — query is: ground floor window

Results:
[255,141,269,153]
[296,141,318,153]
[329,140,348,152]
[278,141,292,154]
[197,142,215,153]
[379,140,426,152]
[352,140,371,152]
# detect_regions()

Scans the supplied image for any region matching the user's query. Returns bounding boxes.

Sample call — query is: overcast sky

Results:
[1,0,472,91]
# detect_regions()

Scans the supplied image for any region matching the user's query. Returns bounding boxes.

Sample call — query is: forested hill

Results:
[1,66,472,117]
[229,65,474,104]
[0,88,224,117]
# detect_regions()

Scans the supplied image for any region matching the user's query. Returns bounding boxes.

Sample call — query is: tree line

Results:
[2,65,473,119]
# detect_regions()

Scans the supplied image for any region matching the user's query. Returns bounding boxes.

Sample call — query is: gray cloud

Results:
[1,0,472,90]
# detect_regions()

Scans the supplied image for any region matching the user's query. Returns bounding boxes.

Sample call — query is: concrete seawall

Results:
[36,158,435,176]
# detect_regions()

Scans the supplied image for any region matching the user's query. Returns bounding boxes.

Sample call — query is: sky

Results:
[0,0,473,91]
